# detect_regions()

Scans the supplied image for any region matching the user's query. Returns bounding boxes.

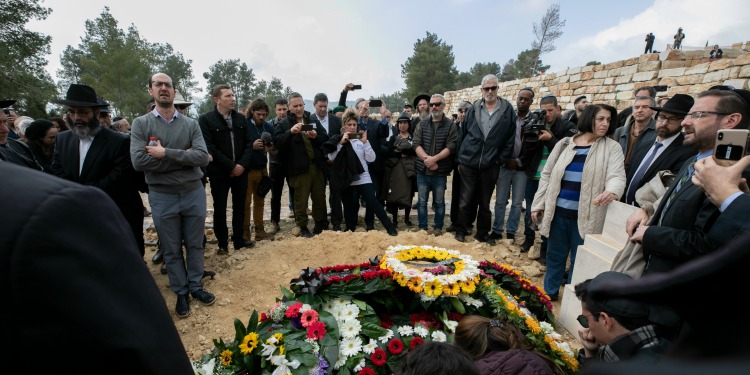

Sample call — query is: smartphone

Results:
[714,129,750,166]
[352,84,362,90]
[300,124,314,131]
[348,132,362,139]
[369,99,382,107]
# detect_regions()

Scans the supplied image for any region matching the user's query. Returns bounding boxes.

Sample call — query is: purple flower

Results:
[309,354,329,375]
[291,316,303,329]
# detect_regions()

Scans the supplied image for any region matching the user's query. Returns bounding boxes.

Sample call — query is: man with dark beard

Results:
[50,84,145,257]
[621,94,696,205]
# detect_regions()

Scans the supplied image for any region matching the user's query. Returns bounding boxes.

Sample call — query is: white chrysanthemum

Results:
[340,336,363,357]
[431,330,447,342]
[333,298,351,309]
[548,332,562,341]
[340,303,360,321]
[397,325,414,336]
[362,338,379,354]
[305,338,320,354]
[556,341,574,356]
[300,303,312,312]
[322,300,336,312]
[333,355,347,370]
[378,329,394,343]
[539,321,555,335]
[420,293,437,303]
[403,268,421,278]
[353,358,366,372]
[436,275,451,285]
[340,319,362,339]
[458,294,483,308]
[443,320,458,333]
[413,325,429,338]
[421,273,436,283]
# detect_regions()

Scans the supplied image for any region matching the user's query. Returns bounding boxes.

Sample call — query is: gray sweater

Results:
[130,111,209,194]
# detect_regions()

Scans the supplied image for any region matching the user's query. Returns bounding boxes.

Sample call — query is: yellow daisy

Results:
[220,349,232,367]
[238,332,259,355]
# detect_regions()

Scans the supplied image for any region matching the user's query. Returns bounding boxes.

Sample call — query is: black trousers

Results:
[209,174,248,247]
[364,168,383,225]
[270,162,293,223]
[456,164,500,239]
[450,165,476,228]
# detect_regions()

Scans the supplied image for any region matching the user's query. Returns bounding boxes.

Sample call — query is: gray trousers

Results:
[149,186,207,295]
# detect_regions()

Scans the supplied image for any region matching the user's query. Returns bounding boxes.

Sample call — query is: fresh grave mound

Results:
[193,245,579,374]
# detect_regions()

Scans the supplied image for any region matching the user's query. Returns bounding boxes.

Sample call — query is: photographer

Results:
[518,94,578,259]
[242,98,276,241]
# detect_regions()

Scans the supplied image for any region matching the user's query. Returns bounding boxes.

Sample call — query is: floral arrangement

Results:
[193,245,578,374]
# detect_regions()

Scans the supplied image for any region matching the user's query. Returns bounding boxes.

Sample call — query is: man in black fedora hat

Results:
[50,83,146,258]
[412,94,431,129]
[621,94,696,205]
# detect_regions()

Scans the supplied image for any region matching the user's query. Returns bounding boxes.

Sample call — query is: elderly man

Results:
[50,84,145,256]
[97,98,112,128]
[131,72,212,318]
[0,99,40,169]
[454,75,516,245]
[413,94,457,235]
[112,117,130,134]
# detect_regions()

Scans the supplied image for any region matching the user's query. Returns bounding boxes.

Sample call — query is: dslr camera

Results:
[522,109,547,143]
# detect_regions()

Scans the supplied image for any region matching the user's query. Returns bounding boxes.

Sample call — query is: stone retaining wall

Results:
[443,41,750,115]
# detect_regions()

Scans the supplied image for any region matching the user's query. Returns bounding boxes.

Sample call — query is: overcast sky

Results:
[31,0,750,103]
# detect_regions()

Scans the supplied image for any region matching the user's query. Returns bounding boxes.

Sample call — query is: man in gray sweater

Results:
[130,72,212,318]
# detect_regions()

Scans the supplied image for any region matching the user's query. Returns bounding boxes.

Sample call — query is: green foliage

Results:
[401,32,458,101]
[370,90,407,114]
[57,7,196,119]
[455,62,502,89]
[531,3,566,76]
[199,59,256,114]
[0,0,57,118]
[586,61,602,66]
[499,49,550,82]
[251,76,293,119]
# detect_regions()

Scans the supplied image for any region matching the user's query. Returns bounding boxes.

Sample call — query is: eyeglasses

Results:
[429,102,443,107]
[577,313,598,328]
[656,114,684,124]
[482,86,499,92]
[152,81,173,88]
[67,109,93,117]
[686,111,730,120]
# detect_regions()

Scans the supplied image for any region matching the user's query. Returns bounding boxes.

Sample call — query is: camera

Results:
[300,124,314,131]
[522,109,547,143]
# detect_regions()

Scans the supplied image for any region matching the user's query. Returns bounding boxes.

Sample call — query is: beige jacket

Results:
[531,134,626,237]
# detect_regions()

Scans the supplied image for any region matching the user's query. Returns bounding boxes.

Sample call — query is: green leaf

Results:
[280,285,295,300]
[361,321,388,338]
[234,318,247,342]
[450,297,466,314]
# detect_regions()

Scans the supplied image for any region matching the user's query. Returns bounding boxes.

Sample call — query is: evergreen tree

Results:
[401,32,458,100]
[456,62,502,89]
[0,0,57,118]
[198,59,256,114]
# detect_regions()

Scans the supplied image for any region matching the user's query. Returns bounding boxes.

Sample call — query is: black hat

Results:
[587,271,650,318]
[396,113,411,123]
[1,99,15,108]
[413,94,430,109]
[649,93,694,115]
[52,84,107,107]
[97,98,111,113]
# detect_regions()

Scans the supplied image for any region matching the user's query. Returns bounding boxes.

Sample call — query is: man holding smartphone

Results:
[273,92,329,237]
[626,87,750,339]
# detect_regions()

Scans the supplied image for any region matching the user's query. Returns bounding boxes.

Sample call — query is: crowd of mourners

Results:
[3,71,750,374]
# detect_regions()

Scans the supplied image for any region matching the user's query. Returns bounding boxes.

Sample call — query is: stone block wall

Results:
[443,41,750,116]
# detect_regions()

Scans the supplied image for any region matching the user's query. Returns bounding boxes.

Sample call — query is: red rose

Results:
[387,338,404,354]
[371,348,387,366]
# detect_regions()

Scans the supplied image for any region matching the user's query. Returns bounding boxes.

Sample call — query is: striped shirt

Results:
[556,145,590,218]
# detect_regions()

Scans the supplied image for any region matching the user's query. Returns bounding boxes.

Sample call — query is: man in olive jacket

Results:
[454,74,517,245]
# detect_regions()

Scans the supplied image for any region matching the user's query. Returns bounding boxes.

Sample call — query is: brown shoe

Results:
[255,230,270,240]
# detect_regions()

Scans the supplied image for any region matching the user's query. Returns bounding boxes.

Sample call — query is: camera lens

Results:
[718,133,724,140]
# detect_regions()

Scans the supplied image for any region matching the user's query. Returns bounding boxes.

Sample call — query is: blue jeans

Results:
[493,167,527,236]
[416,173,446,230]
[543,213,583,296]
[149,186,207,295]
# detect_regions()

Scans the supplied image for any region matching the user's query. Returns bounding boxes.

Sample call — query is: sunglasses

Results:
[429,102,443,107]
[482,86,499,92]
[577,313,598,328]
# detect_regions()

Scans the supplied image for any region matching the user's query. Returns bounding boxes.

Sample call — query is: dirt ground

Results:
[140,177,580,361]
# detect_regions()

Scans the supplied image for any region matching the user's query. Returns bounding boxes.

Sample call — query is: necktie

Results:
[662,157,697,218]
[626,142,663,204]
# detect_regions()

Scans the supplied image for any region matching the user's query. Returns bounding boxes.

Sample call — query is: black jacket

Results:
[246,119,275,171]
[199,106,254,178]
[323,134,365,194]
[273,110,330,177]
[519,117,578,178]
[457,98,517,169]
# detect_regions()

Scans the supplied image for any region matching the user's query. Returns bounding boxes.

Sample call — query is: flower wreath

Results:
[194,245,579,375]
